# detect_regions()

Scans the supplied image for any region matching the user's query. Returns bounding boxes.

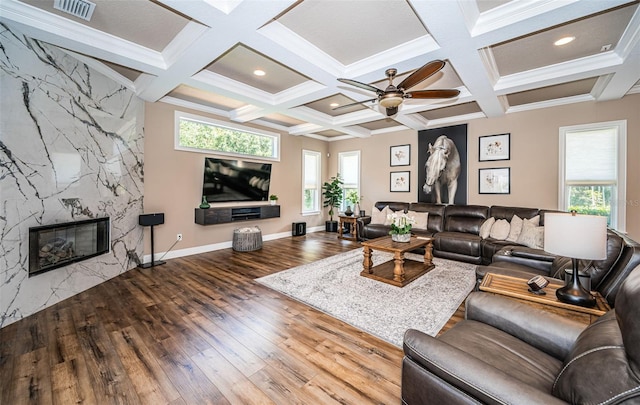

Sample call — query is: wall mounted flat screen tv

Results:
[202,157,272,203]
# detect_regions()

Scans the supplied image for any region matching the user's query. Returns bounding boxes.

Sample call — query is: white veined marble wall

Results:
[0,23,144,328]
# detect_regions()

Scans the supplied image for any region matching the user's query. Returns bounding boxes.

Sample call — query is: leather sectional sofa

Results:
[401,263,640,404]
[358,201,640,307]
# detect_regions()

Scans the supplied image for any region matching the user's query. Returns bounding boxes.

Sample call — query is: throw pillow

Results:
[371,205,389,225]
[517,220,544,249]
[407,210,429,230]
[526,215,540,227]
[489,219,510,240]
[479,217,495,239]
[506,215,524,242]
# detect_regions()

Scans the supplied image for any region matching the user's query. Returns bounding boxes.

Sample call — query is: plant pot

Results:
[325,221,338,232]
[391,233,411,242]
[270,200,277,205]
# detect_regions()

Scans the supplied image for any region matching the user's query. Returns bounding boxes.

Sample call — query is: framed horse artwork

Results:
[418,124,468,205]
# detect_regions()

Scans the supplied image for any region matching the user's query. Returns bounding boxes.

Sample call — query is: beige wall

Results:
[329,94,640,241]
[144,101,328,255]
[144,94,639,256]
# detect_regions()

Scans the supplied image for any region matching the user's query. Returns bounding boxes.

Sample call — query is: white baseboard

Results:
[142,226,325,263]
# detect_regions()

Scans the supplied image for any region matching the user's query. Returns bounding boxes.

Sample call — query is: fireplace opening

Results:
[28,217,110,276]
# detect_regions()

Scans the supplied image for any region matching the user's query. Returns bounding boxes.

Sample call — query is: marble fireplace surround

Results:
[0,23,144,328]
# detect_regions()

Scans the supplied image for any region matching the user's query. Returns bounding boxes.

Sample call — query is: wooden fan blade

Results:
[337,78,384,95]
[405,89,460,99]
[397,60,445,91]
[385,106,398,116]
[332,98,378,110]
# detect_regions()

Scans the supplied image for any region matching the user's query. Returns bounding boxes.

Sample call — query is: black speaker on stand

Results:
[139,213,166,268]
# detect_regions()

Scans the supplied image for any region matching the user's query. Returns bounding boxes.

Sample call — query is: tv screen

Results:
[202,157,272,203]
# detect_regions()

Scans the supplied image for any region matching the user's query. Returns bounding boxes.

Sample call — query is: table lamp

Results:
[544,212,607,307]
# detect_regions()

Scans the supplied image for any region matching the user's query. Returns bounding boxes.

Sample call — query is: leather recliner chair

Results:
[401,265,640,404]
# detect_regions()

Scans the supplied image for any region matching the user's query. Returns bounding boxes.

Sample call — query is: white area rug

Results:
[256,248,477,347]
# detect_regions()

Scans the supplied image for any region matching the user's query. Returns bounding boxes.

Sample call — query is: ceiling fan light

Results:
[379,94,403,108]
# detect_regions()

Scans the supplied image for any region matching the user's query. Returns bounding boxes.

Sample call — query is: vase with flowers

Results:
[388,211,415,242]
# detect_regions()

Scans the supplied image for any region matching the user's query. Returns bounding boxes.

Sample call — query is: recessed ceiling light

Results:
[554,36,575,46]
[253,69,266,76]
[330,102,340,108]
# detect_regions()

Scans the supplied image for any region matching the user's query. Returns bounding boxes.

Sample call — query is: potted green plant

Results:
[322,175,343,232]
[269,194,278,205]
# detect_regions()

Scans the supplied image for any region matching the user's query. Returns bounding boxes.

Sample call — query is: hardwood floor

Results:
[0,232,463,405]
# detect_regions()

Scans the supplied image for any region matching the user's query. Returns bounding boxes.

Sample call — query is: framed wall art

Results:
[418,124,468,204]
[390,171,410,192]
[479,167,510,194]
[479,133,510,161]
[390,144,410,166]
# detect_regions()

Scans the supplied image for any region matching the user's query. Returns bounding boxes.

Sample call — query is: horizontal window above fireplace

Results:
[28,217,110,277]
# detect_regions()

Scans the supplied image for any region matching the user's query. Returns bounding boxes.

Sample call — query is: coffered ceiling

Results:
[2,0,639,141]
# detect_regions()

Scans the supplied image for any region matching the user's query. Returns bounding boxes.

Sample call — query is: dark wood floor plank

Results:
[0,232,466,404]
[70,301,142,405]
[11,347,53,405]
[153,337,231,405]
[109,326,181,404]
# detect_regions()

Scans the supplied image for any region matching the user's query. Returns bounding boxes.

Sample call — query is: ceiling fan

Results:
[336,60,460,116]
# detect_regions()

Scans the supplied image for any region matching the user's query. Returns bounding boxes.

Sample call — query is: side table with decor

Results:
[479,273,610,325]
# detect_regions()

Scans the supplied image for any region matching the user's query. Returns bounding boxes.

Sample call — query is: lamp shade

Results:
[544,213,607,260]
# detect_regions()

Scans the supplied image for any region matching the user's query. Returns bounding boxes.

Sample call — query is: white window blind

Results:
[559,120,626,232]
[565,128,617,183]
[302,150,321,214]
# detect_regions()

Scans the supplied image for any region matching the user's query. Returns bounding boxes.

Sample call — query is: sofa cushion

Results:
[489,219,510,240]
[479,217,495,239]
[439,321,562,392]
[506,215,523,242]
[435,232,482,258]
[444,205,489,234]
[489,206,540,222]
[407,210,429,230]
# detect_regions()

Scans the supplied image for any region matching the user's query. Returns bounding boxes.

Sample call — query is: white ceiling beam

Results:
[410,0,506,118]
[0,0,166,74]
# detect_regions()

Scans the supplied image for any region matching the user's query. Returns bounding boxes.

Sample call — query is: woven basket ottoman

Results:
[232,226,263,252]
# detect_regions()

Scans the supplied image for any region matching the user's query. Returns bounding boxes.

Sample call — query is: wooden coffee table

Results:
[479,273,611,325]
[360,236,434,287]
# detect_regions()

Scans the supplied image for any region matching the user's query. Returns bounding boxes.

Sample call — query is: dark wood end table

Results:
[360,236,434,287]
[338,215,368,241]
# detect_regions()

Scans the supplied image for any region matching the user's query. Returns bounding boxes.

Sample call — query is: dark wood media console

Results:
[195,205,280,225]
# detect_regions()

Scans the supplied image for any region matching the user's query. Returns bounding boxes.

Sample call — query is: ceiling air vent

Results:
[53,0,96,21]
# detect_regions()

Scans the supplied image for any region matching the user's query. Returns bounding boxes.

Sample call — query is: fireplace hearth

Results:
[28,217,110,276]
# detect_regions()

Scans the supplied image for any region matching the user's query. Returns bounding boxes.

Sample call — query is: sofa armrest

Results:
[403,329,567,405]
[465,292,586,359]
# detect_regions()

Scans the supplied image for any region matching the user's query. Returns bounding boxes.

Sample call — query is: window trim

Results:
[174,111,281,161]
[558,120,626,232]
[302,149,321,215]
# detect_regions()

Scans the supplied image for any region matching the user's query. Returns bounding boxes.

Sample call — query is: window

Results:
[559,120,626,231]
[302,150,321,214]
[175,111,280,160]
[338,150,360,211]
